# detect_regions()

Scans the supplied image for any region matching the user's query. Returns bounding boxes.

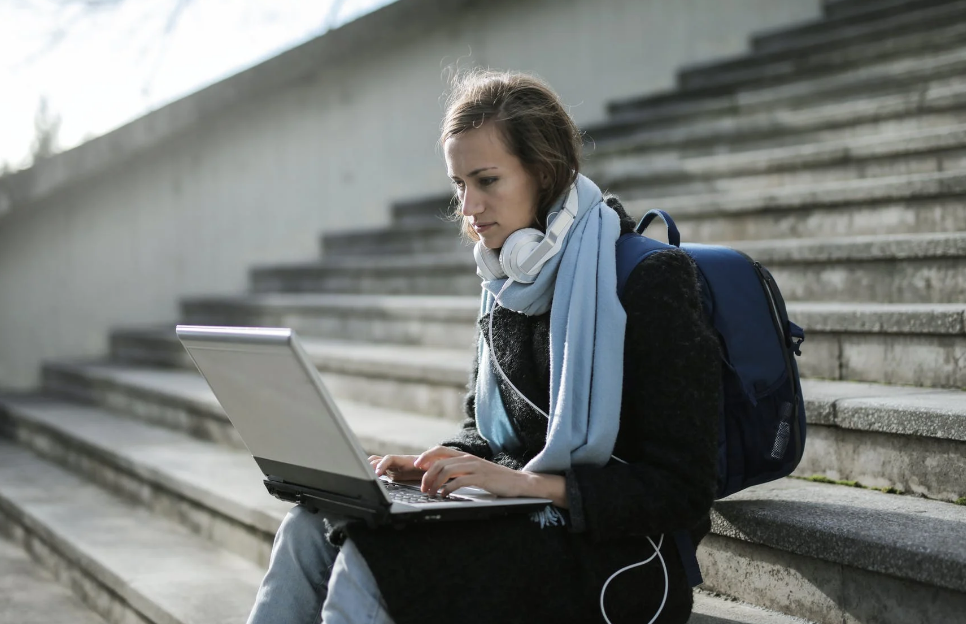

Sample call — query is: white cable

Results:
[600,534,668,624]
[489,280,668,624]
[487,282,627,466]
[488,280,551,419]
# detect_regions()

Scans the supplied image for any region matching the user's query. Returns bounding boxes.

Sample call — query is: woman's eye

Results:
[480,177,497,186]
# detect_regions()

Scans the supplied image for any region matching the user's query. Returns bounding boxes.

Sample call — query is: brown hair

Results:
[440,69,582,242]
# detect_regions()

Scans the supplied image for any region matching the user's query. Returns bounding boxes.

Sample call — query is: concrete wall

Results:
[0,0,822,389]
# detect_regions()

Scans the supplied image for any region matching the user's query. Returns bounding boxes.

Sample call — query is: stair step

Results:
[0,441,263,624]
[121,294,966,391]
[590,122,966,199]
[390,194,453,226]
[0,393,288,566]
[753,0,964,55]
[592,66,966,149]
[607,32,966,124]
[666,197,965,243]
[623,169,966,221]
[0,533,108,624]
[690,591,815,624]
[739,231,966,304]
[700,478,966,624]
[680,1,966,93]
[252,231,966,303]
[176,293,478,349]
[800,379,966,502]
[38,360,457,447]
[250,251,479,296]
[792,301,966,388]
[823,0,953,21]
[107,329,471,420]
[321,221,467,258]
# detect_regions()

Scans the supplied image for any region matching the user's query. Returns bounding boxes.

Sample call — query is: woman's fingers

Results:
[414,445,466,471]
[438,476,473,497]
[421,459,476,494]
[373,454,426,480]
[375,454,406,476]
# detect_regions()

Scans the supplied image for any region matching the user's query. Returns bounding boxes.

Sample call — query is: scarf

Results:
[475,173,626,475]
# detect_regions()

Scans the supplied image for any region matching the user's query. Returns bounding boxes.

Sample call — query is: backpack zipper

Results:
[752,260,804,465]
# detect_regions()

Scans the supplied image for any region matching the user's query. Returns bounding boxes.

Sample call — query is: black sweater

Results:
[338,199,722,624]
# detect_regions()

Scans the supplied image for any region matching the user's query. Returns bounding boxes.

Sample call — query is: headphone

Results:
[473,183,579,284]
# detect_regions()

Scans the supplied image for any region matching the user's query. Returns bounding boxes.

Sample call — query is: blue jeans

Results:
[247,505,395,624]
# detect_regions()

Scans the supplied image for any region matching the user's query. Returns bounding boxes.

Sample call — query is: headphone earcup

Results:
[474,242,506,281]
[500,228,545,284]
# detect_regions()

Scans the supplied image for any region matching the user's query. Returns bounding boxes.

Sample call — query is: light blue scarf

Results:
[475,173,626,475]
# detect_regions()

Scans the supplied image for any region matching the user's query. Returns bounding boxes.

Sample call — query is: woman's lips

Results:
[473,223,494,233]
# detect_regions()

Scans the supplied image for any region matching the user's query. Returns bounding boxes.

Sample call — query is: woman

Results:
[247,70,721,624]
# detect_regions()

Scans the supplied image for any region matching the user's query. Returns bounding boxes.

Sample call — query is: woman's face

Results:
[444,123,543,250]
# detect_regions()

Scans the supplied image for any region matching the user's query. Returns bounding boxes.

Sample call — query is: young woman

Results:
[247,70,721,624]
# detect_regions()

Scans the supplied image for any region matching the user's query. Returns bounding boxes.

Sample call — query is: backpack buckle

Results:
[787,321,805,357]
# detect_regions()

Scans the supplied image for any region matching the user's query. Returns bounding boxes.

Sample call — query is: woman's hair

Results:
[440,69,582,242]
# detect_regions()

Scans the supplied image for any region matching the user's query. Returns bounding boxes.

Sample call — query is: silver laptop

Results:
[175,325,552,526]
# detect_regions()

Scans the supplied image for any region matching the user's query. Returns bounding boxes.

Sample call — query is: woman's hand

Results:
[369,447,472,482]
[368,454,426,482]
[415,446,569,507]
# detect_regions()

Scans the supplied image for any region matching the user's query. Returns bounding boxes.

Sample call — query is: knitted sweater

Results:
[337,199,722,624]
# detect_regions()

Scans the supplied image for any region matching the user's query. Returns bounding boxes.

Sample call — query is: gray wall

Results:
[0,0,822,388]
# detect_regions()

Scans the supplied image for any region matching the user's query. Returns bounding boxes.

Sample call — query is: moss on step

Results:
[793,474,903,495]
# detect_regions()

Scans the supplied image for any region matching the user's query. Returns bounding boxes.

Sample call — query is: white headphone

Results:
[473,183,579,284]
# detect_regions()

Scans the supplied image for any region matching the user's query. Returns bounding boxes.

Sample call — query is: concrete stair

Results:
[681,1,966,92]
[2,1,965,622]
[0,533,108,624]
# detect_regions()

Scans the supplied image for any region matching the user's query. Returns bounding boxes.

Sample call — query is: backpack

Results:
[615,209,807,586]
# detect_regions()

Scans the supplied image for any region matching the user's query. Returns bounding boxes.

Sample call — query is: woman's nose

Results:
[460,188,483,217]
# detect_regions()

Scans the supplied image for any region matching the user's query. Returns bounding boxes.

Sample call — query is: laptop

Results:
[175,325,552,527]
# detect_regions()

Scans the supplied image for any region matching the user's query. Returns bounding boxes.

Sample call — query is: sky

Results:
[0,0,396,171]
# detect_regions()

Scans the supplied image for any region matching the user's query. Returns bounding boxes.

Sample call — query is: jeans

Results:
[247,505,396,624]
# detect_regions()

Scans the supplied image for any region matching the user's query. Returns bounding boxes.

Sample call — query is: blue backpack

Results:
[615,209,806,586]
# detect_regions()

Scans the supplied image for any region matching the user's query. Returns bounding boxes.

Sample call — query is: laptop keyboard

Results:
[382,481,472,504]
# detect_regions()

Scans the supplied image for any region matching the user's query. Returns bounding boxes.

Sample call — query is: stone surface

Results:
[321,220,466,257]
[181,293,479,349]
[698,532,966,624]
[710,479,966,593]
[39,361,458,448]
[787,302,966,334]
[683,3,966,91]
[801,378,966,438]
[672,199,966,244]
[110,330,474,420]
[796,425,965,501]
[606,37,966,125]
[690,591,815,624]
[0,394,288,565]
[0,534,108,624]
[751,0,965,55]
[588,122,966,196]
[625,170,966,219]
[0,441,263,624]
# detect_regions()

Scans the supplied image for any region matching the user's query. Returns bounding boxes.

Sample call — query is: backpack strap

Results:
[636,210,682,248]
[672,529,704,587]
[616,232,674,299]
